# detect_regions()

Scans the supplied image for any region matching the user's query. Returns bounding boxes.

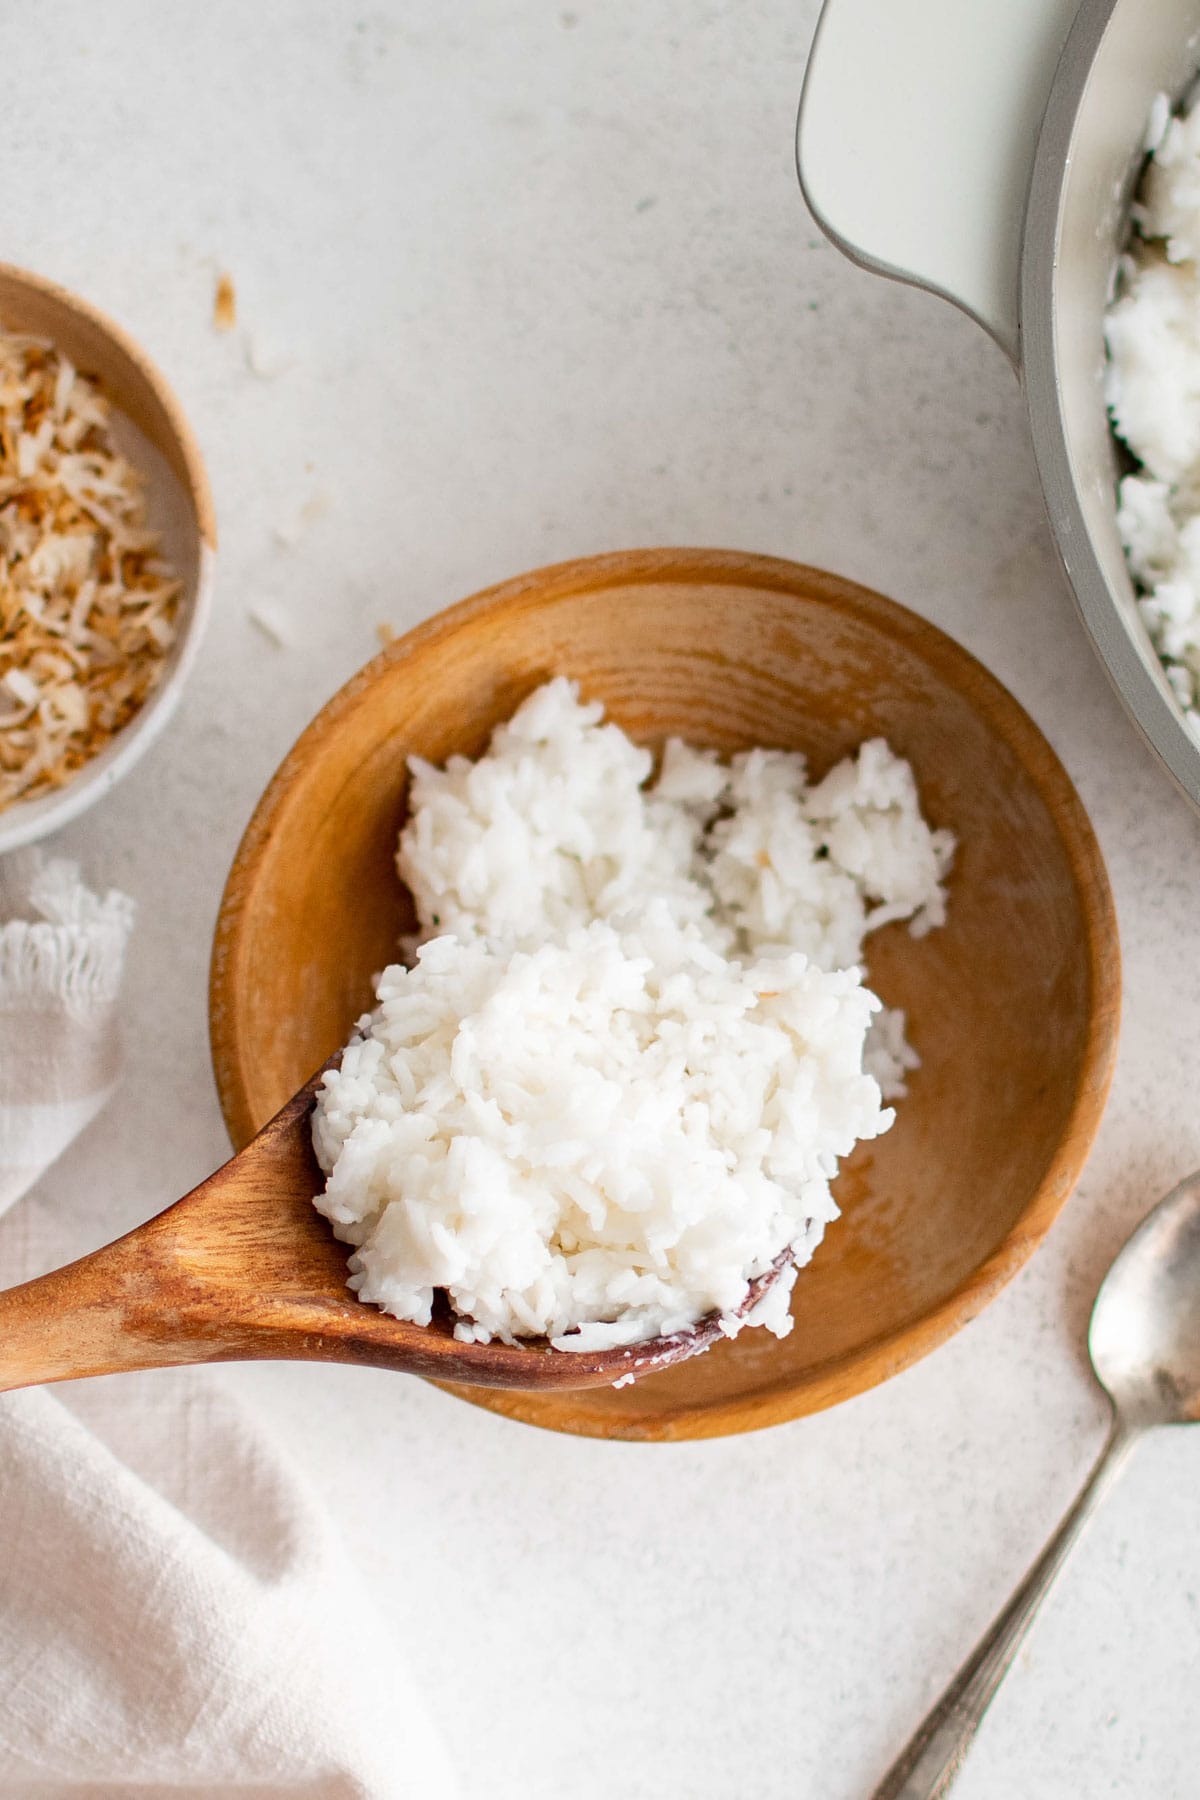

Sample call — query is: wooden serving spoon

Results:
[0,1074,787,1396]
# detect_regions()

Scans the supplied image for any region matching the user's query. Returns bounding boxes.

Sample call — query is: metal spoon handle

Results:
[871,1418,1138,1800]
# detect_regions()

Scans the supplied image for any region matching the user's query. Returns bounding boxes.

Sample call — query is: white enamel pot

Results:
[798,0,1200,810]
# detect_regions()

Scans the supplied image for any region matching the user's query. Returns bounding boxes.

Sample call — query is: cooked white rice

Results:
[1106,89,1200,738]
[313,679,953,1353]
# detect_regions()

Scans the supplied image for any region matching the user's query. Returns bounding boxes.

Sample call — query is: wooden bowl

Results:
[210,549,1120,1441]
[0,263,216,851]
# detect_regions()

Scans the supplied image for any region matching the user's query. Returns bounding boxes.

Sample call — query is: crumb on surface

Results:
[213,272,237,332]
[274,489,331,549]
[243,331,292,380]
[248,601,289,648]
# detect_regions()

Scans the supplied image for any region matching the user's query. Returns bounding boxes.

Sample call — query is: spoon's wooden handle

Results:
[0,1079,332,1391]
[870,1417,1139,1800]
[0,1219,228,1391]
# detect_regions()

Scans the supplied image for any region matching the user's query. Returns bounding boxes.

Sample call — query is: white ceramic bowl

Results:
[0,262,216,852]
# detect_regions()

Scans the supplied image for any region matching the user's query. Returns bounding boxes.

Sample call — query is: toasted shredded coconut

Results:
[0,327,182,811]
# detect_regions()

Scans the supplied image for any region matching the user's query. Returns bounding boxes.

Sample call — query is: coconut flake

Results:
[0,326,182,811]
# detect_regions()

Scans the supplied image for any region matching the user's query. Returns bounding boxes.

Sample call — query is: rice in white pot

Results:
[1106,90,1200,738]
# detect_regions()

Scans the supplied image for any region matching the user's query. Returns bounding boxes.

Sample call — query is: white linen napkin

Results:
[0,1359,453,1797]
[0,850,133,1213]
[0,854,456,1798]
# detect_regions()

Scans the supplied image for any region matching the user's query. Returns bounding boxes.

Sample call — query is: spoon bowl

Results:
[1089,1171,1200,1426]
[0,1070,790,1395]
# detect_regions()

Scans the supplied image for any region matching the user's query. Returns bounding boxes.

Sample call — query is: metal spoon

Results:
[873,1171,1200,1798]
[0,1071,787,1395]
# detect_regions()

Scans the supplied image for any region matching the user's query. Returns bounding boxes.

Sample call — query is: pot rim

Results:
[1020,0,1200,811]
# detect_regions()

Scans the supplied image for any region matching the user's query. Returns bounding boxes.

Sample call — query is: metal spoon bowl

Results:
[1090,1180,1200,1427]
[873,1171,1200,1798]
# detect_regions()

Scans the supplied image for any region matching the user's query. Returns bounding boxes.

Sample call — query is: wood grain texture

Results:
[208,548,1120,1440]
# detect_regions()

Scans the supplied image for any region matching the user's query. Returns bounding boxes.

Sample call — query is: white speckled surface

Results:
[1,4,1198,1795]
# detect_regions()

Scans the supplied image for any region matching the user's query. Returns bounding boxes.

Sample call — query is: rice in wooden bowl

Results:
[210,549,1119,1440]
